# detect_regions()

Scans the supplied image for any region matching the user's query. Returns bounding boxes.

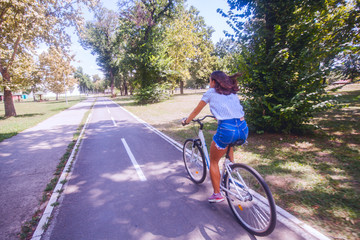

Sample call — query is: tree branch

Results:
[8,35,22,71]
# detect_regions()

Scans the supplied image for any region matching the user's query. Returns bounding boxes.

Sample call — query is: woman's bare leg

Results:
[209,141,227,193]
[228,146,234,162]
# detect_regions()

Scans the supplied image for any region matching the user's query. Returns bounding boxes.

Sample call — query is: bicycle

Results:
[182,115,277,236]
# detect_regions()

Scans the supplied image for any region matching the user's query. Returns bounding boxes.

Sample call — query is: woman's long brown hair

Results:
[210,71,241,95]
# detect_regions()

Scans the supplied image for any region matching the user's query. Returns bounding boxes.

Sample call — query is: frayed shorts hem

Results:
[213,141,227,150]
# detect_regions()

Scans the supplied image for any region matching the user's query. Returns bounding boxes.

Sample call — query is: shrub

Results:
[134,83,171,104]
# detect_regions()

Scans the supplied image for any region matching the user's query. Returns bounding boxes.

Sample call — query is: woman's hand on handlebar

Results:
[181,117,189,126]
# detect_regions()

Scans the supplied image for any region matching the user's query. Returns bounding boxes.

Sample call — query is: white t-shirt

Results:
[201,88,244,120]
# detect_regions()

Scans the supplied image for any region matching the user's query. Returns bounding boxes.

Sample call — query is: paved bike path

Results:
[0,97,95,240]
[42,98,327,240]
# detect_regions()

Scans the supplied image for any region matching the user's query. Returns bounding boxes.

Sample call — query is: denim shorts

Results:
[213,118,249,150]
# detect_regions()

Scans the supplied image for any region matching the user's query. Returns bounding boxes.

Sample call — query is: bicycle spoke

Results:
[252,204,270,229]
[183,139,206,184]
[225,163,276,236]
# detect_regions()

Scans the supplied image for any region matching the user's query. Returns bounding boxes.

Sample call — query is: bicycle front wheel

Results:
[224,163,276,236]
[183,139,206,184]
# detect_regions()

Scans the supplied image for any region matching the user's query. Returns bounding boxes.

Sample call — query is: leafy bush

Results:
[134,83,171,104]
[242,89,338,133]
[221,0,354,133]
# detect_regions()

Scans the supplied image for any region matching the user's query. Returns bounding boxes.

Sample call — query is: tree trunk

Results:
[110,70,115,97]
[180,80,184,95]
[4,89,16,117]
[32,86,36,102]
[1,67,17,117]
[124,80,128,96]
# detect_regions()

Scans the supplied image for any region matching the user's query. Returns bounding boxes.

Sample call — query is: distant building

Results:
[0,92,26,102]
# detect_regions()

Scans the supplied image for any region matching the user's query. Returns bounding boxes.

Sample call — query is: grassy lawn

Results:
[114,84,360,240]
[0,96,84,142]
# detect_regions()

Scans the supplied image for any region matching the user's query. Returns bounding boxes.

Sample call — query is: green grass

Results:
[114,84,360,240]
[0,96,83,142]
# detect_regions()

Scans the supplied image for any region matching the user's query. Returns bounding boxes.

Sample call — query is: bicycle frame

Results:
[195,119,249,202]
[197,128,211,170]
[220,159,251,202]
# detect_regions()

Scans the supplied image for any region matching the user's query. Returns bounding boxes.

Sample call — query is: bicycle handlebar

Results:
[192,115,215,123]
[182,115,215,127]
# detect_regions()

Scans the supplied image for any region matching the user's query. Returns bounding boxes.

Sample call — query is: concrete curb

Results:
[31,109,93,240]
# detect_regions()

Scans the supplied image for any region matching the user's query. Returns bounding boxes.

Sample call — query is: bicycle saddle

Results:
[230,139,246,147]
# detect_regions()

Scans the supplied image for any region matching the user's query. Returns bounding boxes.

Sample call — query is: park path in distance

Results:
[43,97,309,240]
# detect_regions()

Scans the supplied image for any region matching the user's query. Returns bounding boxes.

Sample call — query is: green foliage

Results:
[214,38,244,73]
[44,177,58,192]
[242,89,338,133]
[80,7,120,95]
[81,1,217,97]
[118,0,178,90]
[164,5,216,91]
[339,50,360,82]
[221,0,358,133]
[134,83,171,104]
[187,6,217,89]
[74,67,94,93]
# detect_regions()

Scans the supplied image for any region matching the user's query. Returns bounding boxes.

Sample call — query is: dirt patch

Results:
[265,174,301,190]
[315,151,338,164]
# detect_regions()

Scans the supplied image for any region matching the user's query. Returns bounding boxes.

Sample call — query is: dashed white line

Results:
[111,117,117,126]
[121,138,147,181]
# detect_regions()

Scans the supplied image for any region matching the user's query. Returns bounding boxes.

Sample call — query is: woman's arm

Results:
[183,100,207,125]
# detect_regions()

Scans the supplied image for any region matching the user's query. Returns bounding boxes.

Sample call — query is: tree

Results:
[187,6,217,90]
[164,7,199,93]
[75,67,94,93]
[214,38,243,73]
[39,46,77,100]
[29,67,43,101]
[80,6,119,97]
[220,0,359,133]
[92,74,101,83]
[93,78,106,93]
[0,0,96,117]
[119,0,179,95]
[340,49,360,82]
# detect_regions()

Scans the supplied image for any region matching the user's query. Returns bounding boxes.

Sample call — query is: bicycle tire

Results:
[224,163,276,236]
[183,139,207,184]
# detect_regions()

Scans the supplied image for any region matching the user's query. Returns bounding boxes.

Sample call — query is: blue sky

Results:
[70,0,233,77]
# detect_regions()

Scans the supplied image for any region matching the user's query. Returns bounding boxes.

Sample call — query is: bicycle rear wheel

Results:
[183,139,206,184]
[224,163,276,236]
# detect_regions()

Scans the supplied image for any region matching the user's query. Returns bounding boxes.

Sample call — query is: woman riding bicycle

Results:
[182,71,249,203]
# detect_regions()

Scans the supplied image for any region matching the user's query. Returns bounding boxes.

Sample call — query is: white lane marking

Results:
[111,117,117,126]
[106,104,117,126]
[112,101,183,151]
[121,138,147,181]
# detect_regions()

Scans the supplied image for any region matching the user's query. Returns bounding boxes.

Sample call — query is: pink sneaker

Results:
[208,193,224,203]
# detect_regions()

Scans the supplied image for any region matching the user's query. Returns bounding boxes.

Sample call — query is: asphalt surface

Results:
[42,98,313,240]
[0,97,95,240]
[0,97,330,240]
